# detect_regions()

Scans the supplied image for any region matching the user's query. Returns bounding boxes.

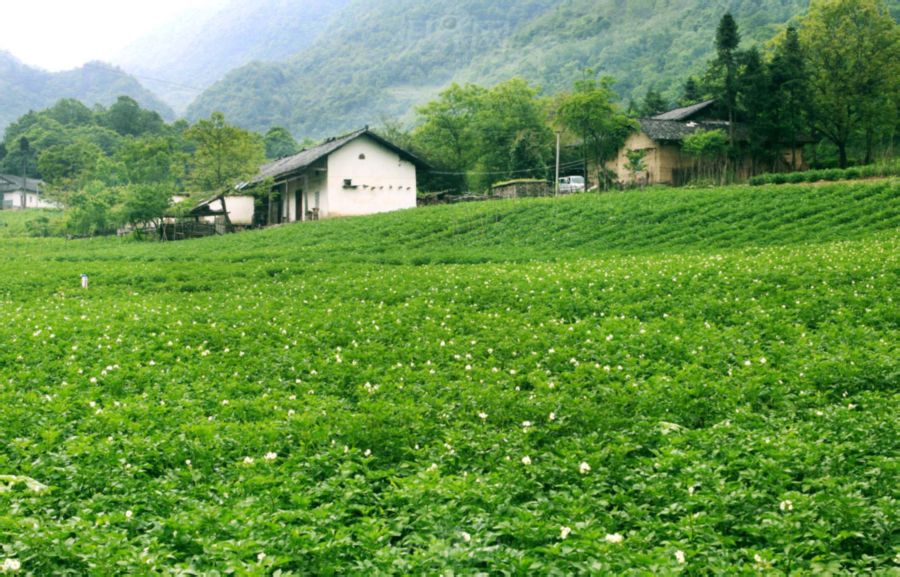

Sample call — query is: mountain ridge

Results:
[0,50,174,135]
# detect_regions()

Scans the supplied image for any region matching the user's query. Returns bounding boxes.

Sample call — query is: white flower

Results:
[125,510,133,519]
[759,357,767,364]
[2,558,22,572]
[548,412,557,421]
[461,531,471,542]
[675,550,686,564]
[185,459,192,467]
[521,455,532,466]
[579,462,591,475]
[560,526,571,540]
[428,463,439,472]
[221,399,229,406]
[604,533,623,544]
[264,452,277,461]
[477,411,488,420]
[779,499,793,512]
[522,421,532,429]
[257,552,266,562]
[744,359,752,366]
[364,449,372,457]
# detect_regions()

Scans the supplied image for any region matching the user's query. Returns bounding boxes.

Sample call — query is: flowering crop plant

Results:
[0,181,897,574]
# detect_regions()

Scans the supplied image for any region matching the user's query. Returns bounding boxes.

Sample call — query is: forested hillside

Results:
[0,51,173,133]
[112,0,350,112]
[186,0,819,137]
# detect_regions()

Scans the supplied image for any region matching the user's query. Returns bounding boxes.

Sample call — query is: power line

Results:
[429,159,584,176]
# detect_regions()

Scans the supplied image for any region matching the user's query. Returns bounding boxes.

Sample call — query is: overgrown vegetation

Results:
[0,181,897,573]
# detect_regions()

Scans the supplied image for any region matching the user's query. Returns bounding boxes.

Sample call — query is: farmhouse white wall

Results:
[223,196,256,226]
[325,137,417,217]
[2,192,60,209]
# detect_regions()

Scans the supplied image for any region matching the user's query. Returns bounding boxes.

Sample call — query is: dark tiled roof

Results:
[0,174,44,194]
[239,128,427,188]
[639,119,750,142]
[652,99,717,121]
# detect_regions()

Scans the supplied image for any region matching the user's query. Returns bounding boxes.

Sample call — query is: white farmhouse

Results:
[238,127,426,224]
[0,175,59,210]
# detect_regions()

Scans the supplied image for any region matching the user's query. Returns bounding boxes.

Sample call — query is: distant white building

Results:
[0,175,59,209]
[238,127,427,224]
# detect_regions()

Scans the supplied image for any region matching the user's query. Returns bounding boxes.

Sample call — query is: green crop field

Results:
[1,182,898,575]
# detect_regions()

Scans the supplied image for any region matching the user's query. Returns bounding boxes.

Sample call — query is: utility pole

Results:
[555,131,561,196]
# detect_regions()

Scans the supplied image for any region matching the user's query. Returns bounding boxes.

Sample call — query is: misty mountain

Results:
[184,0,814,138]
[0,51,173,134]
[112,0,351,112]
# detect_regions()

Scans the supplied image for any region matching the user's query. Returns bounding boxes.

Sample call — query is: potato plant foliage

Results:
[0,182,898,575]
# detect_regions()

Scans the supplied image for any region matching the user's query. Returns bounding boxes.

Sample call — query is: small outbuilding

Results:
[0,175,58,209]
[607,100,811,186]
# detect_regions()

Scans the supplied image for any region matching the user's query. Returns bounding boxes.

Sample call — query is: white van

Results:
[558,176,585,193]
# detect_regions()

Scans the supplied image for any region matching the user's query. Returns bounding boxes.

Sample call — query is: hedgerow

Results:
[0,182,897,574]
[749,161,900,186]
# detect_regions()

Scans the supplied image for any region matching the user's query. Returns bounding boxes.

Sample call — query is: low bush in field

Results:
[0,182,897,574]
[749,160,899,186]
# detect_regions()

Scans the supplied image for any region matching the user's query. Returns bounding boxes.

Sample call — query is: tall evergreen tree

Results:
[639,88,669,117]
[680,77,703,107]
[769,26,810,170]
[713,13,741,145]
[737,47,774,172]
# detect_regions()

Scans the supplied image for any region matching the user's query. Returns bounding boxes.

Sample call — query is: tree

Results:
[708,13,741,145]
[556,73,636,190]
[683,129,729,184]
[115,184,172,235]
[624,149,647,187]
[680,77,703,107]
[412,83,484,192]
[472,79,554,190]
[769,26,811,170]
[114,136,184,187]
[799,0,899,167]
[37,140,103,190]
[639,88,668,117]
[103,96,165,137]
[737,47,775,172]
[264,127,300,159]
[186,112,265,191]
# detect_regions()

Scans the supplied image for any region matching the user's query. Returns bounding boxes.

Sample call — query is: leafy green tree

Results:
[103,96,166,137]
[37,140,102,189]
[45,99,94,127]
[186,112,265,191]
[624,149,647,186]
[799,0,899,167]
[683,128,729,183]
[64,181,120,236]
[263,127,300,159]
[114,136,185,187]
[412,83,484,191]
[555,73,636,190]
[115,184,172,234]
[472,79,554,190]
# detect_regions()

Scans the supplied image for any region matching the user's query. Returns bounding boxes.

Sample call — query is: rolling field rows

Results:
[0,182,898,574]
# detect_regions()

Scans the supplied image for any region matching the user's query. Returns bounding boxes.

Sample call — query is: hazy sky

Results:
[0,0,223,71]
